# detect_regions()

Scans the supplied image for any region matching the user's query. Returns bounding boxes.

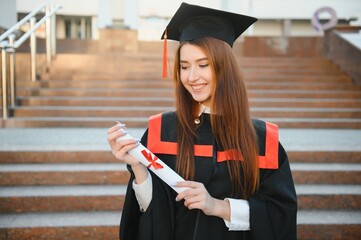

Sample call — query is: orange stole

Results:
[147,113,278,169]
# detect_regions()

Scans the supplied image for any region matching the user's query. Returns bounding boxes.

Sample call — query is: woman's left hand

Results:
[175,181,230,220]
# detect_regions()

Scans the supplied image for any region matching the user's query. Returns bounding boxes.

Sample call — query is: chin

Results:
[193,97,207,103]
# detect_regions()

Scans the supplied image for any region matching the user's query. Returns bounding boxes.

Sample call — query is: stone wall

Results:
[98,29,138,53]
[324,26,361,85]
[242,36,324,57]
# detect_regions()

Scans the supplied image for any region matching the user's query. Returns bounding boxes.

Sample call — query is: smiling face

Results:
[179,43,215,108]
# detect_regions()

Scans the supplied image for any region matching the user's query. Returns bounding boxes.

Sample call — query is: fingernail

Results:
[119,129,129,134]
[115,121,126,127]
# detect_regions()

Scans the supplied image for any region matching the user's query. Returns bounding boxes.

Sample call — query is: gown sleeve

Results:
[248,143,298,240]
[132,173,153,212]
[119,129,175,240]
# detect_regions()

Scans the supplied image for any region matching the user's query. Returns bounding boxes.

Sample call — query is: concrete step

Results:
[12,106,175,118]
[265,118,361,129]
[60,68,345,78]
[49,60,340,72]
[245,75,352,83]
[16,87,361,98]
[296,210,361,240]
[0,211,120,240]
[0,210,359,240]
[1,150,360,164]
[0,151,116,164]
[291,163,361,184]
[21,80,173,88]
[287,151,361,163]
[242,68,343,74]
[11,106,361,119]
[49,53,335,63]
[0,162,360,186]
[16,96,361,108]
[0,163,130,186]
[246,82,361,91]
[249,98,361,108]
[55,58,341,66]
[3,117,361,128]
[296,184,361,210]
[2,117,149,128]
[64,72,351,82]
[17,96,175,107]
[46,55,337,67]
[0,184,359,213]
[11,80,361,91]
[0,185,126,213]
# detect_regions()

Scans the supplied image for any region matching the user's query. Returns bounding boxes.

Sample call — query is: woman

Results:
[107,3,297,240]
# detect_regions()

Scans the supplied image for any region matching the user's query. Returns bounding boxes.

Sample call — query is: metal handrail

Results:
[1,1,61,121]
[14,5,61,49]
[0,3,47,43]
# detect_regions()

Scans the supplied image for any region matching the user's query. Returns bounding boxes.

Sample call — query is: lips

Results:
[191,84,207,91]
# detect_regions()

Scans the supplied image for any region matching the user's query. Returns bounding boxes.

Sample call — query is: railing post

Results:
[8,34,16,107]
[1,45,9,120]
[30,17,37,82]
[45,4,52,71]
[51,3,57,58]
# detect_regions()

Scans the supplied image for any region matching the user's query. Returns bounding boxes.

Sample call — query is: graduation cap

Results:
[161,2,257,78]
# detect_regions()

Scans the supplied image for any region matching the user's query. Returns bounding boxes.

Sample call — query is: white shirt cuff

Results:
[223,198,250,231]
[132,173,153,212]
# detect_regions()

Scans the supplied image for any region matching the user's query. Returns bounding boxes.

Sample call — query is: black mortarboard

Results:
[161,2,258,47]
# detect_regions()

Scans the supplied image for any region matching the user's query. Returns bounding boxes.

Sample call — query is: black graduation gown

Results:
[120,112,297,240]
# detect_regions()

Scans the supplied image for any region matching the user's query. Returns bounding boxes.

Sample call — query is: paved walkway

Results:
[0,128,361,152]
[339,31,361,50]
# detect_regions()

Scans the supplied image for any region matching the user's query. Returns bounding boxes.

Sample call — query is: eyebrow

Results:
[180,57,208,63]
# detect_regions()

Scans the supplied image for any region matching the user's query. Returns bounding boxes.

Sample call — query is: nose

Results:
[188,67,199,82]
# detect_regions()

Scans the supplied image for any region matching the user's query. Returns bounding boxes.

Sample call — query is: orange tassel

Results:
[162,30,168,79]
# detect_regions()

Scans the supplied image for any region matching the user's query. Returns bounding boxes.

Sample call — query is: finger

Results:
[114,138,139,151]
[111,139,139,158]
[186,202,204,210]
[107,128,131,143]
[183,195,201,207]
[176,188,203,202]
[176,181,203,188]
[116,141,140,156]
[115,121,127,127]
[113,143,140,165]
[107,122,124,134]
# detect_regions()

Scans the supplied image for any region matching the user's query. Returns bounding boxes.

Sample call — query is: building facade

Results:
[1,0,360,40]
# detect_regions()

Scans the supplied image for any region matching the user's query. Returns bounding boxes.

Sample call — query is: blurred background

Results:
[0,1,360,240]
[2,0,361,40]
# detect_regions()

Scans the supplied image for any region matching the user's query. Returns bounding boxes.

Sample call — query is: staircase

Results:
[0,41,361,239]
[1,53,361,128]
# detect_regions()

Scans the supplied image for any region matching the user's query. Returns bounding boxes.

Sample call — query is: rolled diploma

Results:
[117,132,189,194]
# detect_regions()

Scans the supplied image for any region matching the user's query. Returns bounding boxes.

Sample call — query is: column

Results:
[80,18,86,39]
[98,0,112,28]
[0,0,17,28]
[222,0,243,13]
[124,0,138,29]
[282,19,292,37]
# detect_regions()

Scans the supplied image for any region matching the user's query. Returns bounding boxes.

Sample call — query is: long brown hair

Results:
[173,37,259,198]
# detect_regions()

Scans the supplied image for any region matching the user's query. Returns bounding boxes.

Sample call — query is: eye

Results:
[180,65,189,70]
[199,63,209,68]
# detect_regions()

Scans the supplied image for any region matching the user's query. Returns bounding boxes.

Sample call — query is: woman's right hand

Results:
[107,122,141,167]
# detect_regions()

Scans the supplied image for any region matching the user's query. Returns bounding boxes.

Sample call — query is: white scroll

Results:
[116,130,189,194]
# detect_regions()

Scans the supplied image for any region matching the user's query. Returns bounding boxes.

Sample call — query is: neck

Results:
[198,104,211,116]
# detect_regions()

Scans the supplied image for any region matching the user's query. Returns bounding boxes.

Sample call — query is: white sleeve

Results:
[132,173,153,212]
[223,198,250,231]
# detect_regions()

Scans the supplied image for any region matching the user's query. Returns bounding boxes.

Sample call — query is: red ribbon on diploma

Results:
[141,150,163,170]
